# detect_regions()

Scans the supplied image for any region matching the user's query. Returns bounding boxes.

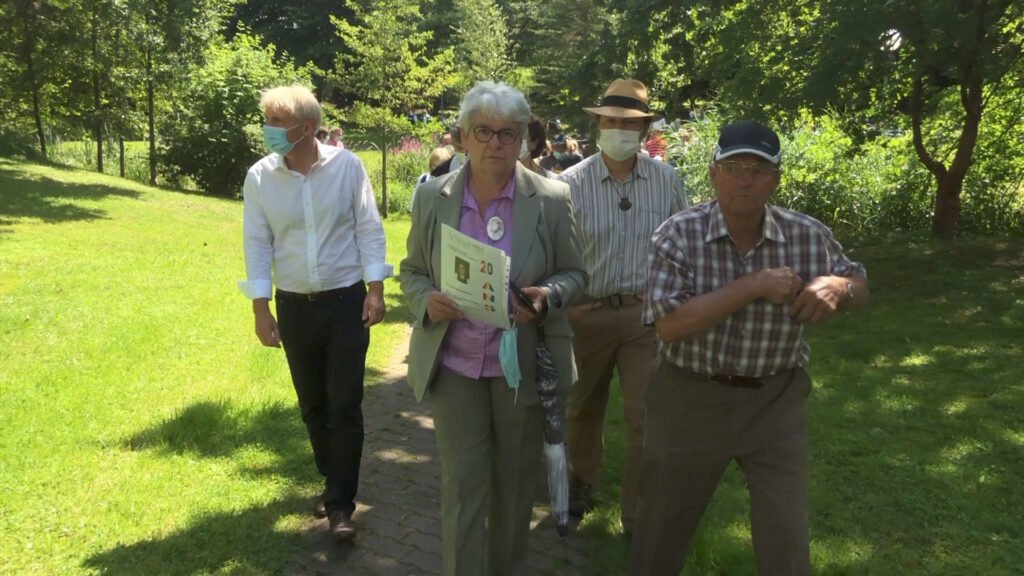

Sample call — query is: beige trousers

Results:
[566,296,657,529]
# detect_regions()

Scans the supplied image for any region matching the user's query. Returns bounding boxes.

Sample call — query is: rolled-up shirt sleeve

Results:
[240,170,275,300]
[642,223,695,326]
[351,162,394,283]
[822,226,867,279]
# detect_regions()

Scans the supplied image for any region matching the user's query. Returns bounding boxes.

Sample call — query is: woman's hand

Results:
[511,286,548,325]
[427,290,464,323]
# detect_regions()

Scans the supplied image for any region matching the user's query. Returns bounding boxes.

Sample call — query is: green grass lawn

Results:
[1,157,1021,575]
[0,158,411,575]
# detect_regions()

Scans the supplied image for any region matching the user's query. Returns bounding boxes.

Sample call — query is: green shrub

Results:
[663,111,1023,238]
[356,146,428,216]
[158,33,313,197]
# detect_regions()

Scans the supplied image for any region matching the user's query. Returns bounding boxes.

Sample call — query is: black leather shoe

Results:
[328,510,356,543]
[313,491,327,518]
[568,477,594,519]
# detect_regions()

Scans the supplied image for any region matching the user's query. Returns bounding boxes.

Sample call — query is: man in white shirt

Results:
[558,78,688,538]
[240,84,393,543]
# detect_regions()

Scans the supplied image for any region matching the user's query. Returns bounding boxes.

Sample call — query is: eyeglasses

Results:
[716,161,779,180]
[472,125,520,145]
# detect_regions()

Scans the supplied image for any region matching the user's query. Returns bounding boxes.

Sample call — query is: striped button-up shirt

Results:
[642,200,866,377]
[559,152,687,297]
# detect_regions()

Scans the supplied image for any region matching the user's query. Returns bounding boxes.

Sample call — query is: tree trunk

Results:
[91,4,103,173]
[119,136,125,177]
[910,70,983,240]
[26,47,46,160]
[380,126,389,218]
[146,43,157,185]
[18,3,46,159]
[934,72,983,238]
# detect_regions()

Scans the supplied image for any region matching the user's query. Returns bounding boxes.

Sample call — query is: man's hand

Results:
[253,299,281,348]
[566,301,602,321]
[789,276,843,324]
[362,282,386,328]
[754,267,803,304]
[427,290,464,323]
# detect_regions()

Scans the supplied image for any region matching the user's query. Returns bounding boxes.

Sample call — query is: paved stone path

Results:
[285,338,590,576]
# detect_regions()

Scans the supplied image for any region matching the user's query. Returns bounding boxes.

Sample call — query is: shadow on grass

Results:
[799,240,1024,574]
[86,373,446,575]
[0,158,142,228]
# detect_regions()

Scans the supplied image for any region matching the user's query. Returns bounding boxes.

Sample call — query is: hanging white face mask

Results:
[598,128,642,161]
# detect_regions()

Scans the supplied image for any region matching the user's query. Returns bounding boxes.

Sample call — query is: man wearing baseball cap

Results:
[558,78,688,536]
[628,120,869,575]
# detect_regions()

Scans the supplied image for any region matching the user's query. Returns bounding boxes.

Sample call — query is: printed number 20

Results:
[479,261,493,275]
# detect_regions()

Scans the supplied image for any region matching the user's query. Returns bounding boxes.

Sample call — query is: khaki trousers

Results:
[430,368,544,576]
[567,297,657,529]
[628,359,812,576]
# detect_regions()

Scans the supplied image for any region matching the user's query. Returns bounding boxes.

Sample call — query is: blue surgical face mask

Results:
[553,151,566,160]
[499,327,521,395]
[263,123,304,155]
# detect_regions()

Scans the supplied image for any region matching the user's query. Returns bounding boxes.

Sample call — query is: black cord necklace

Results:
[617,176,636,211]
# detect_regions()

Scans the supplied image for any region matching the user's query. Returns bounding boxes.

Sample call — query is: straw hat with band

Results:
[583,79,661,120]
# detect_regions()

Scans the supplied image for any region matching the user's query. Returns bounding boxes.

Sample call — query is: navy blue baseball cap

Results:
[713,121,781,165]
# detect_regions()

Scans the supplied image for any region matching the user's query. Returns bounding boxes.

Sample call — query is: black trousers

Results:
[276,282,369,515]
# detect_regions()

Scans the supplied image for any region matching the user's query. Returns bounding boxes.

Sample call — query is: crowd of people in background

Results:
[406,102,698,196]
[315,126,345,148]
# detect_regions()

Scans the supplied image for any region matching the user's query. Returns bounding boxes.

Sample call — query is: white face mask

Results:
[598,128,642,161]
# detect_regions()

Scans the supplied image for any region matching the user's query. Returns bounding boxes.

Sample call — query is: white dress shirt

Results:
[240,142,393,300]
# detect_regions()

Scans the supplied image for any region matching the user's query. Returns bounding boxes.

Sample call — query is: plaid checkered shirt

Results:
[642,200,867,377]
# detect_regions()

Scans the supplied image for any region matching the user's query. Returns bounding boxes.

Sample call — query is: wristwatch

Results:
[844,280,855,301]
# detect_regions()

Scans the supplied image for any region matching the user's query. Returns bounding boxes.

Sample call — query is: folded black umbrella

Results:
[535,328,569,537]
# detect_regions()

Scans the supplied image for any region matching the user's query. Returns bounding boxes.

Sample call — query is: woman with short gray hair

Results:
[457,80,531,142]
[401,80,587,575]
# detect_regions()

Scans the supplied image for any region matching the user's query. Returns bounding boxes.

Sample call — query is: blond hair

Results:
[259,84,321,129]
[566,138,579,153]
[428,147,453,171]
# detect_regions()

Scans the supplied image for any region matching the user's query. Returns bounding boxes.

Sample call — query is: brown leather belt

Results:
[688,371,766,389]
[708,373,764,389]
[600,294,642,308]
[276,283,363,302]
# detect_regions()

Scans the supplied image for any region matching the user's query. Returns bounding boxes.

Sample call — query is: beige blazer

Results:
[399,163,588,404]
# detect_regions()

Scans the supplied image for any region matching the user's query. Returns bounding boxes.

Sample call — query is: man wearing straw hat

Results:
[558,78,687,536]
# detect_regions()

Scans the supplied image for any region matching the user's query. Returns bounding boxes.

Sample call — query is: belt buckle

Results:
[710,373,763,389]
